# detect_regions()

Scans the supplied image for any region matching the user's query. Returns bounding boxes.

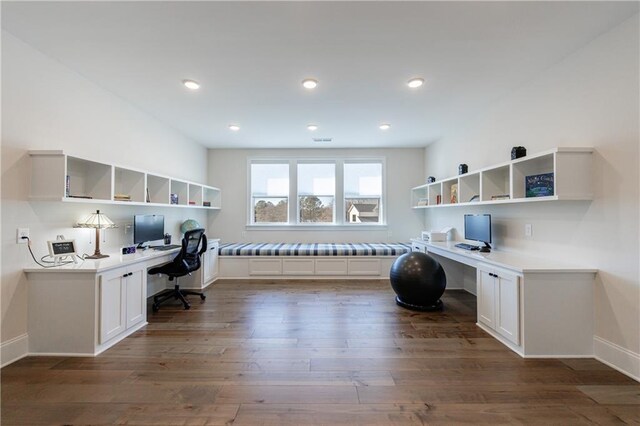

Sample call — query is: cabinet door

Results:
[211,242,219,279]
[477,269,496,328]
[100,270,126,344]
[125,267,146,329]
[496,272,520,345]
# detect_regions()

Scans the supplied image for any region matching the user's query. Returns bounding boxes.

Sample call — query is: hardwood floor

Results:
[2,280,638,425]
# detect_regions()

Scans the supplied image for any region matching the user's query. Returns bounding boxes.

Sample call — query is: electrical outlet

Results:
[16,228,29,244]
[525,224,533,237]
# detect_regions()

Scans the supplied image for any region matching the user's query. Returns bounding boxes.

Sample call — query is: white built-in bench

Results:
[218,242,411,279]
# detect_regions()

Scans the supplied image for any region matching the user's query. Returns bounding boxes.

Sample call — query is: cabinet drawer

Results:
[315,259,348,275]
[348,258,381,275]
[282,258,314,275]
[249,258,282,275]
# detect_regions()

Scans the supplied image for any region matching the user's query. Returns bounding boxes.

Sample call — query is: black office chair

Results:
[148,228,207,311]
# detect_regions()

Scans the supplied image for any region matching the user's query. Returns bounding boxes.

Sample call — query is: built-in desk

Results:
[411,239,598,358]
[24,239,219,356]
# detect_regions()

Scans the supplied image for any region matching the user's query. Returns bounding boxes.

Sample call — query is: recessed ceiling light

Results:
[229,124,240,131]
[379,123,391,130]
[307,124,318,131]
[407,77,424,88]
[182,79,200,90]
[302,78,318,89]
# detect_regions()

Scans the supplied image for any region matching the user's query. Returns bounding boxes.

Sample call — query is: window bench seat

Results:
[218,242,410,278]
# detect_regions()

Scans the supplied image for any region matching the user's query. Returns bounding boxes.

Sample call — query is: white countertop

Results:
[24,239,220,274]
[410,239,598,274]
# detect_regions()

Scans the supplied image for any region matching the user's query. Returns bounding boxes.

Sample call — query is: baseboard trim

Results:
[594,336,640,382]
[0,333,29,368]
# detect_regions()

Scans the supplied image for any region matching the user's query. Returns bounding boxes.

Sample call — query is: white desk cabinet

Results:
[418,240,597,358]
[477,264,520,346]
[99,263,146,344]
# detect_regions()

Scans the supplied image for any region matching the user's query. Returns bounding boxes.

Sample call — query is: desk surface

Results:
[24,247,179,274]
[24,239,220,274]
[412,239,598,274]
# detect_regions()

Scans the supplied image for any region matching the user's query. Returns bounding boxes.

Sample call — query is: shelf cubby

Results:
[147,174,170,204]
[188,184,203,207]
[170,180,188,206]
[66,156,112,201]
[428,183,443,206]
[459,172,480,204]
[442,178,459,205]
[411,184,429,208]
[512,153,554,199]
[203,186,222,209]
[481,165,510,202]
[114,167,145,203]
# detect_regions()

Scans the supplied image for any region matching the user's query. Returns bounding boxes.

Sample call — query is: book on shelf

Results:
[188,201,196,205]
[67,195,93,199]
[491,194,510,201]
[114,194,131,202]
[203,201,211,207]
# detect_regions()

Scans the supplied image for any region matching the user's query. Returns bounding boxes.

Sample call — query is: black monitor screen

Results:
[464,214,492,244]
[134,215,164,244]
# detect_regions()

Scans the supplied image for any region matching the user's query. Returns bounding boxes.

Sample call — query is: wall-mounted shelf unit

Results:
[29,150,221,210]
[411,147,593,208]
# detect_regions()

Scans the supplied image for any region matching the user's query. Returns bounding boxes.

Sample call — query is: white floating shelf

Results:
[29,150,221,210]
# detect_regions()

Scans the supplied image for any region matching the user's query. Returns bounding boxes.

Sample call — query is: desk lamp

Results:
[76,210,117,259]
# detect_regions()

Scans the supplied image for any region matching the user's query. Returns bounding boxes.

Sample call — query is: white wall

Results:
[1,33,209,356]
[207,148,425,243]
[423,16,639,377]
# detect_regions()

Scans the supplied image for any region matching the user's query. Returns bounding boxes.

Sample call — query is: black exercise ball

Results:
[389,252,447,311]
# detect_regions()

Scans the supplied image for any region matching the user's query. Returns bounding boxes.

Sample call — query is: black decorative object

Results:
[511,146,527,160]
[389,252,447,311]
[427,176,436,183]
[458,164,468,175]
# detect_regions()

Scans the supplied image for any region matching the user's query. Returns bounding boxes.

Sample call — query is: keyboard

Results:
[455,243,480,251]
[151,245,181,251]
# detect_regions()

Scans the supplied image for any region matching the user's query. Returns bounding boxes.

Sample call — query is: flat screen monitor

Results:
[134,215,164,245]
[464,214,492,245]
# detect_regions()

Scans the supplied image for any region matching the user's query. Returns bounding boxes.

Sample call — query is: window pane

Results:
[251,163,289,196]
[299,196,334,223]
[298,163,335,196]
[253,197,288,223]
[344,162,382,224]
[344,163,382,197]
[345,198,380,223]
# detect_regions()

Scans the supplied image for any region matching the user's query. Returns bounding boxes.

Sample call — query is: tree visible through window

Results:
[297,163,335,223]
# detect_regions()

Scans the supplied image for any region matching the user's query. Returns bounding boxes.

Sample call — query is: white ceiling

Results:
[2,1,638,149]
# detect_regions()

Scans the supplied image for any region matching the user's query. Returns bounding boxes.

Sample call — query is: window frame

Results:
[247,157,386,229]
[296,160,337,225]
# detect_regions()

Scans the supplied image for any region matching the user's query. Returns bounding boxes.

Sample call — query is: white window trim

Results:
[247,156,386,229]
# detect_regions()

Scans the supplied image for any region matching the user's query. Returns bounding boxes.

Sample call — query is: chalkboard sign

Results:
[47,240,77,264]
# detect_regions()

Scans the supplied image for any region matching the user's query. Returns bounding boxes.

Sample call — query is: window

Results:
[250,162,289,223]
[297,162,335,223]
[248,158,384,227]
[344,162,383,224]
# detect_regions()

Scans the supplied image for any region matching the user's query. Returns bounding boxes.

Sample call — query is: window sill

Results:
[246,224,388,231]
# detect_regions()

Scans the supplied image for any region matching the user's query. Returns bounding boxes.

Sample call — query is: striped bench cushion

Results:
[219,242,411,257]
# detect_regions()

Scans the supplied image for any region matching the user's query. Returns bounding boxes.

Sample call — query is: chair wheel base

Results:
[200,294,206,300]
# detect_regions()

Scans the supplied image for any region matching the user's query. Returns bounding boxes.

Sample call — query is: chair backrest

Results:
[176,228,207,273]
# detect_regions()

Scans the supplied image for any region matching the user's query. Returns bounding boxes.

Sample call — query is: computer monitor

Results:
[134,215,164,247]
[464,214,492,252]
